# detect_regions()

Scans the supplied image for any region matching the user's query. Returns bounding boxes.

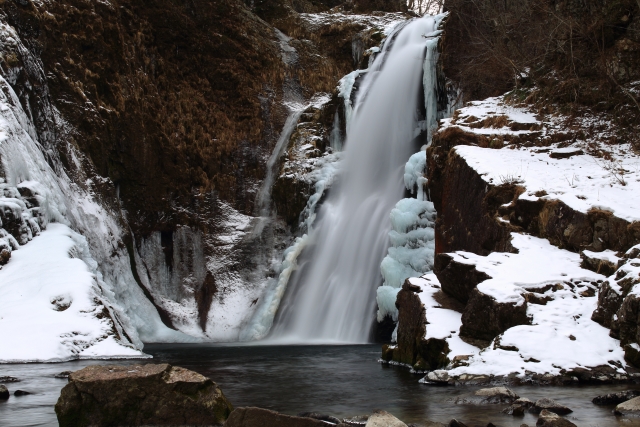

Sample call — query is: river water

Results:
[0,344,639,426]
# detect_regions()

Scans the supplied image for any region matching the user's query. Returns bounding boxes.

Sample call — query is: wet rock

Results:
[342,415,369,426]
[407,421,446,427]
[460,288,530,342]
[447,420,469,427]
[55,371,72,379]
[381,344,396,362]
[455,386,519,405]
[14,390,31,396]
[535,410,577,427]
[225,407,328,427]
[474,386,519,404]
[592,390,640,405]
[365,410,407,427]
[0,376,20,383]
[55,364,233,427]
[502,404,525,416]
[615,396,640,417]
[514,398,535,408]
[530,398,572,415]
[420,370,450,385]
[0,385,9,400]
[298,412,341,424]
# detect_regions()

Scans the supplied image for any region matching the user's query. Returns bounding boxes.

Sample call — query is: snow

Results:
[408,274,479,357]
[582,249,621,265]
[299,11,407,37]
[0,224,148,362]
[440,94,640,223]
[433,234,625,378]
[456,144,640,223]
[0,28,188,356]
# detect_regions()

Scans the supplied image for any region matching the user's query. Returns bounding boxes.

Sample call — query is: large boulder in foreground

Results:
[224,407,328,427]
[55,364,233,427]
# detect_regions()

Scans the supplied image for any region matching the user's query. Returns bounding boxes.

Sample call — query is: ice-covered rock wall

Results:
[0,18,190,362]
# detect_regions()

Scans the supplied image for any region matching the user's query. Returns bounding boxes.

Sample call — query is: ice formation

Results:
[0,24,190,361]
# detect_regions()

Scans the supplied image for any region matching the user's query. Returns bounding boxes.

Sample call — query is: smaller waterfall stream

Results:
[265,14,446,343]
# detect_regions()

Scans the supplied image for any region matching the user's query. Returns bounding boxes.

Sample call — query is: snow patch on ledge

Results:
[0,224,148,363]
[455,144,640,223]
[441,234,623,378]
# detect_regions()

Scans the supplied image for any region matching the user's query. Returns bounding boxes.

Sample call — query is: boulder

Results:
[225,407,329,427]
[513,397,535,408]
[0,376,20,383]
[297,412,341,424]
[55,371,72,379]
[530,398,572,415]
[14,390,31,396]
[55,364,233,427]
[473,387,519,404]
[615,396,640,417]
[456,387,519,405]
[365,410,407,427]
[343,415,369,425]
[447,420,469,427]
[420,370,450,385]
[502,404,525,416]
[592,390,640,405]
[535,410,577,427]
[0,385,9,400]
[460,288,530,342]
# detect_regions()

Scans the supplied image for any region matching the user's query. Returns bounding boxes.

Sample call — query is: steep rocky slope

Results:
[0,0,411,357]
[386,0,640,382]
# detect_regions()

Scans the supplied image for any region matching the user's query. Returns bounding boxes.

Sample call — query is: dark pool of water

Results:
[1,344,639,426]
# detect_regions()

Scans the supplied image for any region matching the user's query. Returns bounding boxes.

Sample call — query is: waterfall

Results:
[264,14,446,344]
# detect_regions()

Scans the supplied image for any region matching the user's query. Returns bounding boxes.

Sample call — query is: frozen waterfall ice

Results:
[266,14,446,343]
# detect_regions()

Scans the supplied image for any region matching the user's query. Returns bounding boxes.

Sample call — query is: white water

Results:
[269,15,444,343]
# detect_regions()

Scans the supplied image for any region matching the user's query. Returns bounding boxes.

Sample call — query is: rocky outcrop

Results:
[459,288,530,342]
[454,387,519,405]
[529,398,572,416]
[615,396,640,417]
[387,280,450,371]
[593,390,640,405]
[224,407,328,427]
[0,385,9,400]
[433,253,491,304]
[365,410,407,427]
[55,364,232,427]
[591,245,640,360]
[535,410,577,427]
[427,131,640,256]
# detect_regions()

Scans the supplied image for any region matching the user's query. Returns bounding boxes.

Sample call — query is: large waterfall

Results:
[264,14,444,343]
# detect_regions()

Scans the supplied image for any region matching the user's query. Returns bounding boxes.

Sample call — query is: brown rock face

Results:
[55,364,233,427]
[434,253,491,304]
[390,280,450,371]
[460,288,530,342]
[224,407,327,427]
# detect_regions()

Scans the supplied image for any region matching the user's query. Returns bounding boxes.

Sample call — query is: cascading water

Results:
[264,14,446,343]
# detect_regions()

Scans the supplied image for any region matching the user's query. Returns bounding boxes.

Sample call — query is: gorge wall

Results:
[0,0,411,355]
